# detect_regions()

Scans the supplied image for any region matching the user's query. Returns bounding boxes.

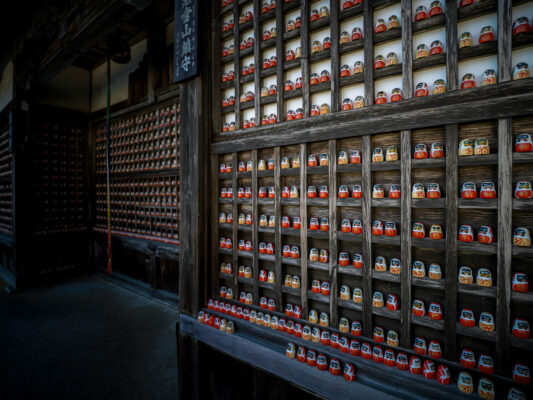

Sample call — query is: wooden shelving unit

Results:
[206,0,533,398]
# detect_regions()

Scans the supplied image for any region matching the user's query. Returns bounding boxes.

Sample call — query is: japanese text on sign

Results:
[174,0,198,82]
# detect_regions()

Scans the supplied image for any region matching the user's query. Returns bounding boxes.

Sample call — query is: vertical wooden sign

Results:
[174,0,198,83]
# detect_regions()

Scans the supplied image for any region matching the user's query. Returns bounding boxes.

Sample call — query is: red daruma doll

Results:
[430,225,443,240]
[512,318,530,339]
[352,220,362,234]
[372,220,384,236]
[477,225,494,244]
[412,299,425,317]
[515,133,533,152]
[423,360,436,380]
[515,181,533,199]
[458,224,474,242]
[461,182,477,199]
[427,183,441,199]
[341,219,351,233]
[414,143,428,159]
[480,182,496,198]
[459,308,476,327]
[352,184,362,198]
[412,222,425,239]
[513,363,530,385]
[389,185,401,199]
[396,353,409,371]
[343,363,356,382]
[338,184,349,198]
[436,365,451,385]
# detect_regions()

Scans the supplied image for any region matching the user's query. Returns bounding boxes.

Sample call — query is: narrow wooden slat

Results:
[213,0,222,133]
[400,130,412,347]
[496,118,512,375]
[211,154,221,297]
[498,0,512,83]
[401,0,413,99]
[363,0,374,106]
[301,0,311,117]
[300,144,309,318]
[445,0,458,91]
[361,134,372,337]
[252,150,259,305]
[275,0,284,120]
[330,0,340,112]
[233,2,242,128]
[328,139,338,327]
[444,124,458,361]
[232,152,239,290]
[253,0,261,124]
[274,147,282,312]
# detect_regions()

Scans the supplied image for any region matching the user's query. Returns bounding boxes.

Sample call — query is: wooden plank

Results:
[496,118,512,376]
[232,152,239,291]
[361,135,372,337]
[363,0,374,107]
[252,150,259,306]
[330,0,340,112]
[179,76,205,316]
[274,147,282,312]
[444,124,458,361]
[299,144,309,318]
[445,0,458,91]
[275,0,284,121]
[233,2,241,128]
[211,80,533,153]
[498,0,512,82]
[400,129,412,348]
[212,0,222,134]
[178,322,200,400]
[253,0,261,127]
[401,0,413,99]
[328,139,338,328]
[301,0,311,117]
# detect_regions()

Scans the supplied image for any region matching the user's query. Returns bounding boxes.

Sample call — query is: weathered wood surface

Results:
[212,80,533,153]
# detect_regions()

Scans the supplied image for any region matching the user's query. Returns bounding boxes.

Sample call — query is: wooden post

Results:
[400,129,411,347]
[253,0,261,124]
[330,0,340,112]
[252,149,259,304]
[301,0,311,117]
[445,0,458,91]
[401,0,413,99]
[363,0,374,106]
[361,134,372,336]
[497,0,512,83]
[444,124,458,360]
[299,143,308,318]
[274,146,282,311]
[328,139,338,327]
[496,118,512,375]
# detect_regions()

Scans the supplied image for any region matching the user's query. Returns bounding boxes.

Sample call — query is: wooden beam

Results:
[330,0,340,112]
[363,0,374,106]
[211,81,533,153]
[300,143,309,318]
[232,152,239,291]
[253,0,261,125]
[445,0,458,90]
[400,129,411,347]
[233,2,241,128]
[274,146,282,312]
[361,134,372,337]
[401,0,413,99]
[252,150,259,305]
[497,0,512,82]
[444,124,458,361]
[328,139,338,328]
[301,0,311,117]
[496,118,512,375]
[275,0,284,120]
